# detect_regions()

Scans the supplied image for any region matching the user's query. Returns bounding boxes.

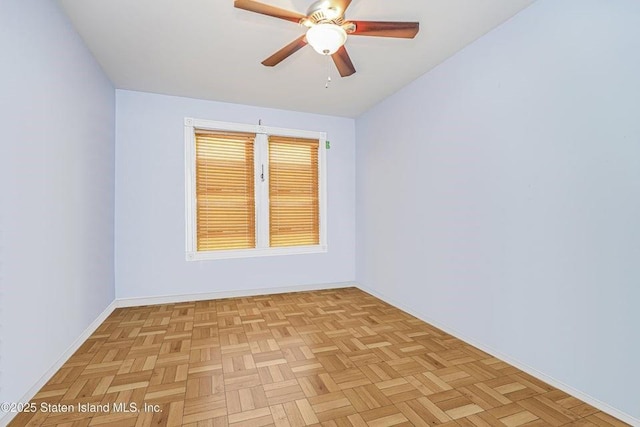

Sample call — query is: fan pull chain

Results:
[325,54,332,89]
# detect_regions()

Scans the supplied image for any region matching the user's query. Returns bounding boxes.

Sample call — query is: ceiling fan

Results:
[234,0,419,77]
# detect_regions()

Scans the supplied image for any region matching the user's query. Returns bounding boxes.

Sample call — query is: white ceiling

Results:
[57,0,534,117]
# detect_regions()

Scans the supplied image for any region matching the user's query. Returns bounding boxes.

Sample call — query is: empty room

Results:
[1,0,638,426]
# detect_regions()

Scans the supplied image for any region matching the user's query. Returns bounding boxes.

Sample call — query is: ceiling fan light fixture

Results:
[306,23,347,55]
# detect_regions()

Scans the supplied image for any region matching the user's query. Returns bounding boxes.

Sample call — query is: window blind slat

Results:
[196,131,256,251]
[268,135,320,248]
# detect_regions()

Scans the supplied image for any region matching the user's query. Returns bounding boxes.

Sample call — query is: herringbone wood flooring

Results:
[8,288,628,427]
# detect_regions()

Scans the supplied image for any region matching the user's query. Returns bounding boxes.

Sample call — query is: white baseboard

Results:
[356,283,639,427]
[116,281,355,307]
[0,300,118,427]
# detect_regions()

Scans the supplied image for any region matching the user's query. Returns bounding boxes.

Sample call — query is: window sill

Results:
[186,245,327,261]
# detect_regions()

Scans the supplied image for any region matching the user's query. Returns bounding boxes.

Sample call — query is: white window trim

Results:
[184,117,328,261]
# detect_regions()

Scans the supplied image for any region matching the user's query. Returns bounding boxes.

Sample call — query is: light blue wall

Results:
[356,0,640,420]
[0,0,115,408]
[115,90,355,299]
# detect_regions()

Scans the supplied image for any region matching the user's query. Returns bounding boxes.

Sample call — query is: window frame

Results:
[184,117,327,261]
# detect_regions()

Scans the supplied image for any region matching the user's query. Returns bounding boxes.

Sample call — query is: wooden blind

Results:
[268,135,320,247]
[195,130,256,251]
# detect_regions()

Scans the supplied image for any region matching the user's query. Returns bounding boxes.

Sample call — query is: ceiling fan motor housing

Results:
[306,0,342,24]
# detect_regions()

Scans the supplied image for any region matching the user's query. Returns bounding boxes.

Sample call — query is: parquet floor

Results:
[8,287,628,427]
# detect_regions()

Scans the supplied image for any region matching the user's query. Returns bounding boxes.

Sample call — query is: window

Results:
[185,118,327,260]
[269,135,320,248]
[195,130,256,251]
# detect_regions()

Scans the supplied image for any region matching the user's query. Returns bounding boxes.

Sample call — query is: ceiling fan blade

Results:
[333,0,353,16]
[234,0,305,24]
[350,21,419,38]
[332,46,356,77]
[262,35,308,67]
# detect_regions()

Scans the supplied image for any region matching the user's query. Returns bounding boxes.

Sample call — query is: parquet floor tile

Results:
[6,288,629,426]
